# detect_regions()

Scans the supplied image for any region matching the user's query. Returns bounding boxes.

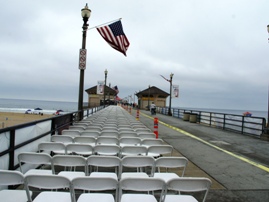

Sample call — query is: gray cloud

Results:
[0,0,269,111]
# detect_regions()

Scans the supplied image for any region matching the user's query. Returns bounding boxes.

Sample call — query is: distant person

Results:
[150,102,156,115]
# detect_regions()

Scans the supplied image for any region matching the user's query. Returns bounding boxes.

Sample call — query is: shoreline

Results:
[0,112,54,129]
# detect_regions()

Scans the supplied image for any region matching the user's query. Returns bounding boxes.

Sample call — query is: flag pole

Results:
[88,18,122,30]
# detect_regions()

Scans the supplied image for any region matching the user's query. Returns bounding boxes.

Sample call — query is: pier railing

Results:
[0,106,103,171]
[157,107,266,137]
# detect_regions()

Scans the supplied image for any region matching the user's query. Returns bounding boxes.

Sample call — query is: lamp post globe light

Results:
[103,69,108,108]
[168,73,174,116]
[78,4,91,121]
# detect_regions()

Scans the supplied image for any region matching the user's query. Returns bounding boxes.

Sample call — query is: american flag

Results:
[97,20,130,56]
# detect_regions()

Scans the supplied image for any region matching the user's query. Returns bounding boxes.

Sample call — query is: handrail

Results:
[157,107,266,137]
[0,106,104,170]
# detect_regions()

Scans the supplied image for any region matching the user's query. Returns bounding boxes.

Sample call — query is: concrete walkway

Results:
[133,109,269,202]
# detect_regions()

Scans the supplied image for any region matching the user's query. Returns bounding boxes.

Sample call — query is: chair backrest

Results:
[87,155,121,168]
[119,132,138,138]
[138,133,156,139]
[134,128,152,133]
[52,155,86,167]
[119,137,141,146]
[0,170,24,186]
[73,122,89,127]
[85,126,102,132]
[71,177,118,202]
[62,129,81,137]
[18,152,52,173]
[66,143,94,156]
[73,136,96,145]
[120,146,147,157]
[119,178,165,199]
[69,125,86,130]
[96,136,119,145]
[147,145,173,156]
[25,174,71,190]
[118,128,135,133]
[155,157,188,176]
[100,131,119,138]
[166,177,212,202]
[51,135,74,144]
[38,142,66,154]
[120,156,155,177]
[141,139,164,147]
[80,131,100,138]
[87,155,121,174]
[93,145,120,156]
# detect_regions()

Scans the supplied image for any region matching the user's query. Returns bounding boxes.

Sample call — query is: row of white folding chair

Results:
[22,173,211,202]
[38,141,173,157]
[17,152,187,182]
[62,130,157,140]
[51,135,160,147]
[119,177,212,202]
[66,126,151,134]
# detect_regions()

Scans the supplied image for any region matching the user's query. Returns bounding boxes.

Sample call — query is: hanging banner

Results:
[97,81,104,94]
[172,85,179,98]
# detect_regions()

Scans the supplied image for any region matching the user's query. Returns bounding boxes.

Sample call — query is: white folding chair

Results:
[25,174,72,202]
[0,170,32,202]
[96,136,119,145]
[119,137,141,147]
[119,178,165,202]
[52,155,87,180]
[18,152,53,175]
[71,177,118,202]
[51,135,74,145]
[153,157,188,183]
[120,146,147,158]
[38,142,66,155]
[73,136,96,146]
[165,177,212,202]
[87,155,121,180]
[146,145,173,157]
[94,145,120,156]
[62,129,81,137]
[66,143,94,156]
[120,156,155,180]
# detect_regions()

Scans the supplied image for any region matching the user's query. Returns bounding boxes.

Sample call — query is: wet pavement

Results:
[134,109,269,202]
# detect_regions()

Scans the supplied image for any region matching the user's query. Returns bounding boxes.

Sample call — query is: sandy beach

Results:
[0,112,54,129]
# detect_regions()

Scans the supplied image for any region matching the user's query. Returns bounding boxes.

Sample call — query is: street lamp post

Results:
[148,85,150,110]
[103,69,108,108]
[78,4,91,121]
[168,73,174,116]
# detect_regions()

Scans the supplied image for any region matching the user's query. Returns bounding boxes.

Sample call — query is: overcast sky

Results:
[1,0,269,111]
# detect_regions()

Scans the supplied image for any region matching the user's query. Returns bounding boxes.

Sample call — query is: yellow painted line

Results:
[140,112,269,173]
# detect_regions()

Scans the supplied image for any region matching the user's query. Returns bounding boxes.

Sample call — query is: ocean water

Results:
[0,98,268,120]
[0,98,78,114]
